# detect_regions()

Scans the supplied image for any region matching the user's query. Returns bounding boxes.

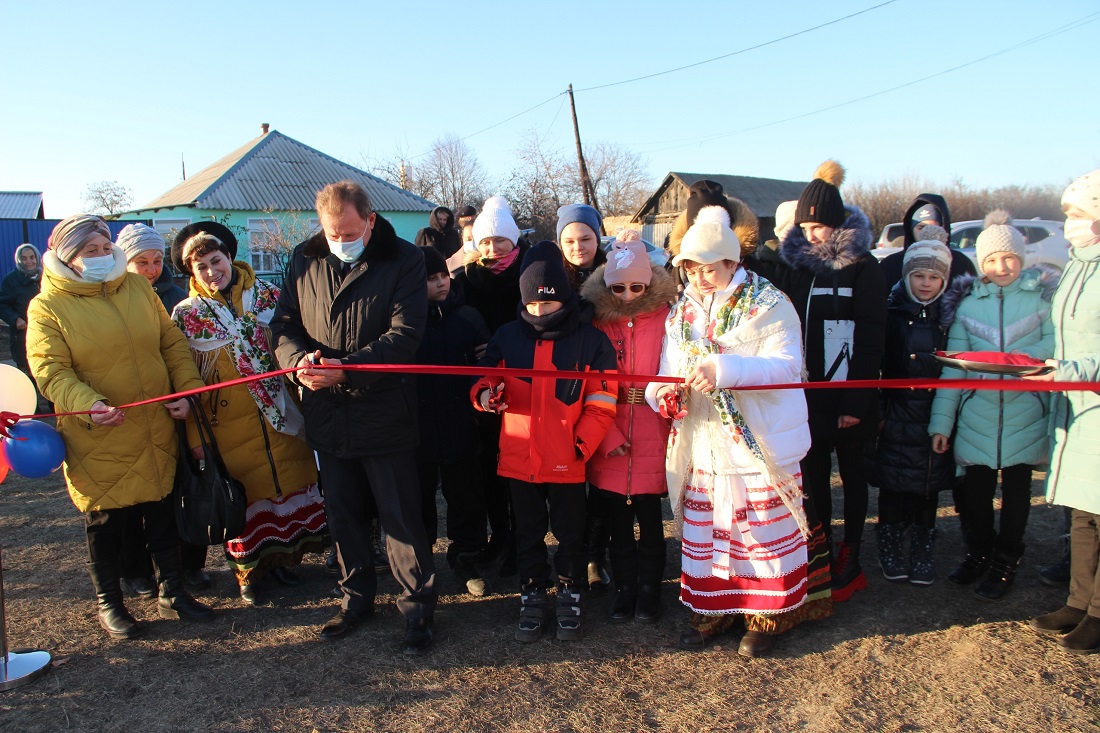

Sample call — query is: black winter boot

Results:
[153,550,215,622]
[948,551,991,585]
[556,581,584,641]
[876,522,909,582]
[608,586,637,623]
[908,525,937,586]
[635,584,662,624]
[830,542,867,602]
[89,560,140,640]
[974,551,1021,601]
[516,582,548,643]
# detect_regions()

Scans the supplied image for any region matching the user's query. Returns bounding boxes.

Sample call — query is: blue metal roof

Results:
[133,130,434,214]
[0,192,44,219]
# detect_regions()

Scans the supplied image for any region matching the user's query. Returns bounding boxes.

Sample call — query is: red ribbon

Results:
[1,363,1094,439]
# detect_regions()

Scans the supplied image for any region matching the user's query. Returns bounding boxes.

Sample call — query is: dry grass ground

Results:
[0,462,1096,733]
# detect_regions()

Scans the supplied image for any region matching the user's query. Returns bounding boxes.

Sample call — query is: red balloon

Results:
[0,444,9,484]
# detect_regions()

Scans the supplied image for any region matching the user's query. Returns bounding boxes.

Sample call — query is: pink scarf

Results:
[483,247,519,274]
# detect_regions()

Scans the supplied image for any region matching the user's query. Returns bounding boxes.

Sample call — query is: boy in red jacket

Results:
[472,241,617,642]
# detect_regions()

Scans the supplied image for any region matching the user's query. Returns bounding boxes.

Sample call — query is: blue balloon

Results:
[3,420,66,479]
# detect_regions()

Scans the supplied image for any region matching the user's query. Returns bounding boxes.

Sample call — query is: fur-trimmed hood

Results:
[581,262,679,324]
[939,264,1060,327]
[667,194,759,262]
[779,205,873,276]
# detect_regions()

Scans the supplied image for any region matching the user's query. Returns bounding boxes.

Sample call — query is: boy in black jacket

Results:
[776,160,887,602]
[416,246,492,596]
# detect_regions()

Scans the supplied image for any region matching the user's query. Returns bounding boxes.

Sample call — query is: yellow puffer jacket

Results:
[176,263,317,503]
[26,249,204,512]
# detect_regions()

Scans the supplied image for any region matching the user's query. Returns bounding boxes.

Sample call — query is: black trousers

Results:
[801,426,869,547]
[510,479,586,589]
[318,449,437,619]
[417,454,487,559]
[878,489,939,528]
[595,487,666,589]
[962,463,1034,558]
[119,514,207,578]
[478,415,514,544]
[86,496,181,576]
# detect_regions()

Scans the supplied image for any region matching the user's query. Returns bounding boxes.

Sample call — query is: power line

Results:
[639,11,1100,153]
[574,0,901,93]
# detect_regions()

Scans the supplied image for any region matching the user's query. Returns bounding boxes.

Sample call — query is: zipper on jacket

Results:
[625,319,635,505]
[996,288,1004,468]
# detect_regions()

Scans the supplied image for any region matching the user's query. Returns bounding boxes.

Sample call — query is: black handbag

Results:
[173,394,248,546]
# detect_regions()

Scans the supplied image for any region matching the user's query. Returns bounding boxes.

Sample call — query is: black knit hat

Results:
[685,180,727,225]
[519,240,572,304]
[171,221,238,272]
[420,245,449,278]
[794,160,847,228]
[456,205,477,219]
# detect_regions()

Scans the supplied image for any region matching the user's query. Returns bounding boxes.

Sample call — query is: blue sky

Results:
[2,0,1097,218]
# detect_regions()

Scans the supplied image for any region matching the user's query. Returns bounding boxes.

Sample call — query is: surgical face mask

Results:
[326,234,365,263]
[1065,218,1100,249]
[78,254,115,282]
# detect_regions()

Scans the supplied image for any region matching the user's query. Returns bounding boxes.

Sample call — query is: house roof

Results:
[633,172,809,221]
[0,192,45,219]
[134,130,434,213]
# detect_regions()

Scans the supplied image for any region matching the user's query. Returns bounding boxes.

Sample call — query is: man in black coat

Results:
[272,181,437,654]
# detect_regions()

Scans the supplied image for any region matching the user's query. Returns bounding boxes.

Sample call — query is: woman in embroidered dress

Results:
[646,206,829,657]
[170,223,326,606]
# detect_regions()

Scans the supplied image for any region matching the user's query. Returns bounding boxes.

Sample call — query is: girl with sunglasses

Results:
[580,233,679,624]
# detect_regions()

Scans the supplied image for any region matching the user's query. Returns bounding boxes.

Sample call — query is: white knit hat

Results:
[672,206,741,266]
[472,196,520,246]
[773,200,797,241]
[1062,168,1100,220]
[975,210,1025,266]
[116,223,166,261]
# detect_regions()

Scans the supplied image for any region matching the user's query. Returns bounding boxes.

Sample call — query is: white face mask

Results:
[327,235,365,263]
[1065,218,1100,249]
[78,253,116,282]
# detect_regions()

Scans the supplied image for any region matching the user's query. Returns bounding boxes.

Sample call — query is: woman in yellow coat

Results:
[26,214,215,640]
[170,223,325,605]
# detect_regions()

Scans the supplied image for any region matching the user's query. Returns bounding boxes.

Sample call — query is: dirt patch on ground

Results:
[0,461,1096,732]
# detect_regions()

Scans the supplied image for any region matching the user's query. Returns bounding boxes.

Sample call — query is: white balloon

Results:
[0,364,37,417]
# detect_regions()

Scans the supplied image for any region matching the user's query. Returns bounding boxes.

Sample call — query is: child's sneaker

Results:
[556,582,584,641]
[516,585,548,643]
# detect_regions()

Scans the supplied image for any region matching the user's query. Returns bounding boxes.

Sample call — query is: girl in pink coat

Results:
[581,236,678,623]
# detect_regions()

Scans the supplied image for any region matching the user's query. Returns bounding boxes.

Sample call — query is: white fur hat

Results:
[672,206,741,266]
[472,196,520,246]
[773,200,797,242]
[975,209,1025,266]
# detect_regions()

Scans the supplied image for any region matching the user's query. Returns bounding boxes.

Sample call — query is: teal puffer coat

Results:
[1045,246,1100,514]
[928,268,1056,468]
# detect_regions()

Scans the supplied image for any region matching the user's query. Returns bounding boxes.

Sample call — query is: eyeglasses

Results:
[610,283,647,294]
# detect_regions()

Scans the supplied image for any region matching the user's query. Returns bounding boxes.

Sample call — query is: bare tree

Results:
[846,174,1065,235]
[582,142,653,217]
[502,130,583,240]
[364,136,490,212]
[82,180,133,216]
[249,208,319,276]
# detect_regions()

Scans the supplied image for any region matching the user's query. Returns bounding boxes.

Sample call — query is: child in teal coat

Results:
[929,210,1055,600]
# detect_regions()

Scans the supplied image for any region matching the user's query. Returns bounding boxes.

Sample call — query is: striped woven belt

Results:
[618,387,646,405]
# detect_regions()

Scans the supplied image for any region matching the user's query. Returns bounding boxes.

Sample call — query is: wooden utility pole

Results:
[567,84,604,231]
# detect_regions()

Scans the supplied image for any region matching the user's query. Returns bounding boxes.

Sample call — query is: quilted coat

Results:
[581,262,677,497]
[927,267,1056,468]
[26,249,204,512]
